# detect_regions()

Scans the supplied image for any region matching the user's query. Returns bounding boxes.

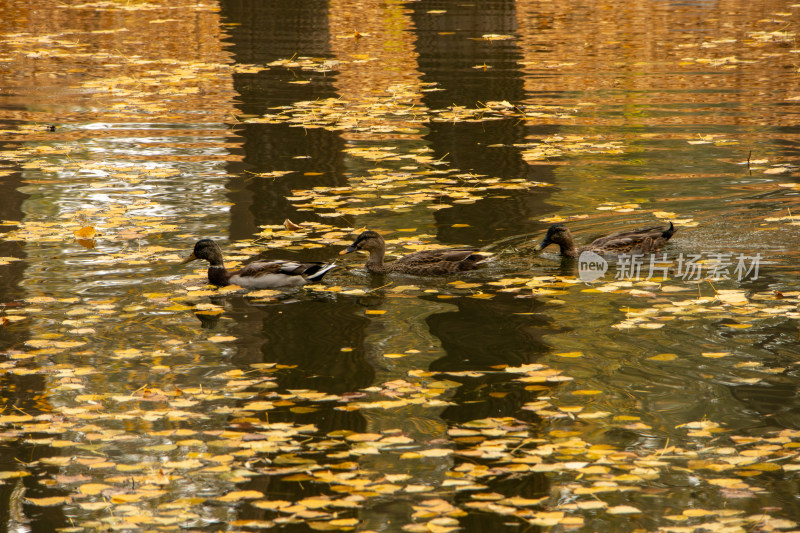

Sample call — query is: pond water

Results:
[1,0,800,531]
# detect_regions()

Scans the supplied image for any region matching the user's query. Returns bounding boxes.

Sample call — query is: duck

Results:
[534,222,675,258]
[340,230,490,275]
[181,239,337,289]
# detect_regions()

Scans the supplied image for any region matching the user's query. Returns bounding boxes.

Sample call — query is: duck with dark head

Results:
[182,239,337,289]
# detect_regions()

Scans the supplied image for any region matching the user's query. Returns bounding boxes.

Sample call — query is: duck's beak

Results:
[180,252,198,264]
[339,245,357,255]
[533,237,551,252]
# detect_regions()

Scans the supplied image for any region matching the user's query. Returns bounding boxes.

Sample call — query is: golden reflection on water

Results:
[0,0,799,531]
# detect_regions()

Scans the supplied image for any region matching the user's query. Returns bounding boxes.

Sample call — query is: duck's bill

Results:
[180,252,198,264]
[339,245,357,255]
[533,238,551,252]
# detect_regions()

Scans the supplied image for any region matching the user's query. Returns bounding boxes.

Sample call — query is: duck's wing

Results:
[630,236,656,255]
[231,260,335,288]
[394,248,484,265]
[588,223,674,251]
[388,248,489,275]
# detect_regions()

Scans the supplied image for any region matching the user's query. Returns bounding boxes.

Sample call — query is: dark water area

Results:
[0,0,800,531]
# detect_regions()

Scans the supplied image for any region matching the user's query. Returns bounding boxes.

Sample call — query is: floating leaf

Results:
[284,218,303,231]
[217,490,264,502]
[25,496,69,506]
[555,351,583,358]
[607,505,642,514]
[79,483,112,495]
[73,226,96,239]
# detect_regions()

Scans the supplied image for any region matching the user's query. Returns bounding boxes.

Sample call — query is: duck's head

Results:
[340,230,384,255]
[182,239,224,265]
[534,224,573,252]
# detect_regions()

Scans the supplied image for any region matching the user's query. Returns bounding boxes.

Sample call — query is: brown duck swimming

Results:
[534,222,676,258]
[340,230,490,275]
[182,239,337,289]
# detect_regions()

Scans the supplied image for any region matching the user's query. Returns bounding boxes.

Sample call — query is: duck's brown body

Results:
[341,230,489,275]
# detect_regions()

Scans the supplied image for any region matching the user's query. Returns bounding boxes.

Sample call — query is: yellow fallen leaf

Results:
[79,483,112,495]
[648,353,677,361]
[252,499,293,510]
[346,433,383,442]
[78,502,109,511]
[284,218,303,231]
[743,462,782,472]
[26,496,69,506]
[555,351,583,358]
[707,478,749,489]
[209,335,237,343]
[0,471,28,479]
[329,518,359,527]
[683,509,715,517]
[73,226,96,239]
[607,505,642,514]
[217,490,264,502]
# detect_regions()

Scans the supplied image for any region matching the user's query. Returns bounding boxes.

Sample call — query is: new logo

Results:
[578,251,608,282]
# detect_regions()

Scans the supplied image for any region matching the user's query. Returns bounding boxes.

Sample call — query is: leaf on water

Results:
[217,490,264,502]
[707,478,750,489]
[528,511,565,526]
[648,353,677,361]
[418,448,453,458]
[79,483,112,495]
[329,518,359,528]
[284,218,304,231]
[404,484,434,493]
[73,226,95,239]
[209,335,237,343]
[555,351,583,358]
[716,290,748,305]
[742,462,782,472]
[78,502,110,511]
[341,432,382,443]
[25,496,69,506]
[571,390,603,396]
[607,505,642,515]
[247,289,281,298]
[113,348,141,358]
[252,499,293,510]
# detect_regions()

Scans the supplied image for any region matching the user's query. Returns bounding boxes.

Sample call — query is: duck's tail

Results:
[474,252,496,265]
[662,221,676,240]
[307,263,338,281]
[457,252,494,271]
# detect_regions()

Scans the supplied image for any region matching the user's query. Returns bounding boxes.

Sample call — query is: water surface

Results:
[1,0,800,531]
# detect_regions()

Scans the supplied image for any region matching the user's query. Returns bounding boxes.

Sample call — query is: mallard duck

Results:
[534,222,675,258]
[182,239,337,289]
[340,230,490,275]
